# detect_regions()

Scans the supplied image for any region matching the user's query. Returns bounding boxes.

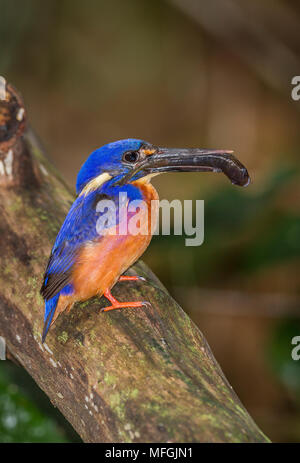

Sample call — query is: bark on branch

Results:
[0,80,269,443]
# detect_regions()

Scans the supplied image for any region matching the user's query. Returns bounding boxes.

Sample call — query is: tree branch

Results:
[0,79,269,442]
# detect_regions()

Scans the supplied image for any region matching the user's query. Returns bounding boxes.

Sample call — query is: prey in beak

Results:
[120,143,250,187]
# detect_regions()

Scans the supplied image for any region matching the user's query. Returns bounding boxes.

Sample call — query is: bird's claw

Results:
[118,275,147,283]
[141,301,152,309]
[100,299,151,313]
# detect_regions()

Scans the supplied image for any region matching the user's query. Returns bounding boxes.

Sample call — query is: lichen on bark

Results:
[0,81,270,443]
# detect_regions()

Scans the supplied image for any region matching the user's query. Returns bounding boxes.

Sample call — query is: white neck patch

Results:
[79,172,112,196]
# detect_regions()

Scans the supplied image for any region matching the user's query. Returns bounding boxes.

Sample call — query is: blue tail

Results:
[42,294,60,343]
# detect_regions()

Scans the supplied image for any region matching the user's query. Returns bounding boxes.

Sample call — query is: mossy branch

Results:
[0,80,270,443]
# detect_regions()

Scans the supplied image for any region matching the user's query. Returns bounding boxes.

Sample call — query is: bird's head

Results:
[76,138,250,195]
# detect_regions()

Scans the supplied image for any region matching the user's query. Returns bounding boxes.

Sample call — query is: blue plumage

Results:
[41,140,148,341]
[76,139,144,194]
[43,294,60,342]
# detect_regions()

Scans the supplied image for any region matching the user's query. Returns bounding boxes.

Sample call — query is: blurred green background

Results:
[1,0,300,442]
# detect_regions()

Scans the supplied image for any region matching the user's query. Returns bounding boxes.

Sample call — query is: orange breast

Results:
[72,182,159,301]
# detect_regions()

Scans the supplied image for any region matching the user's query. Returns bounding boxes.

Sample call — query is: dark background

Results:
[0,0,300,442]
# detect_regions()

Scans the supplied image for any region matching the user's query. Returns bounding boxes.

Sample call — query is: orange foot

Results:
[100,288,151,313]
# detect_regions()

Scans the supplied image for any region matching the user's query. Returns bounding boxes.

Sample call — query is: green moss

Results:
[77,300,90,309]
[109,392,127,423]
[7,197,23,212]
[36,293,44,305]
[57,331,69,344]
[89,330,97,342]
[27,277,38,288]
[109,392,120,408]
[75,338,84,347]
[3,265,12,276]
[104,372,117,386]
[130,389,139,399]
[26,291,35,299]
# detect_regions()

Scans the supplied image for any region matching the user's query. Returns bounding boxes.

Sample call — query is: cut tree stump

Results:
[0,80,270,443]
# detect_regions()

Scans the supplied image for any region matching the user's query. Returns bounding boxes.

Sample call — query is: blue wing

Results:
[40,191,113,301]
[40,183,144,342]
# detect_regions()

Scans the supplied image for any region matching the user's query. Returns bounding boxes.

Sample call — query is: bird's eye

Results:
[123,151,139,163]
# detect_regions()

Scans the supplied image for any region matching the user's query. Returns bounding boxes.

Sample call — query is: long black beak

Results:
[144,148,250,187]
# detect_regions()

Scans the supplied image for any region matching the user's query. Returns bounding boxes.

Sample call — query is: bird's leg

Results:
[100,288,151,313]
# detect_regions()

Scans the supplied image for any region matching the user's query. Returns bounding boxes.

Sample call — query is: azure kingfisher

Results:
[41,139,250,342]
